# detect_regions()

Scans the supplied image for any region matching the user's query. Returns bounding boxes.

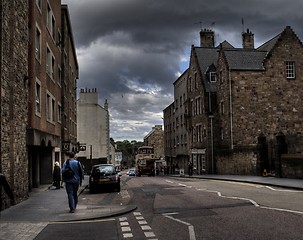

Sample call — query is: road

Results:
[36,174,303,240]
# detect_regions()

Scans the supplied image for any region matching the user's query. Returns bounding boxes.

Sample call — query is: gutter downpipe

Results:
[229,69,234,150]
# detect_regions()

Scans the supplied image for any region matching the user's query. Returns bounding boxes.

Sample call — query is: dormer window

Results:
[205,63,217,83]
[209,72,216,82]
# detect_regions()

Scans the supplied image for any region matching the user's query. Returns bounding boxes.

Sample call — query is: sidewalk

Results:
[0,175,136,240]
[173,174,303,190]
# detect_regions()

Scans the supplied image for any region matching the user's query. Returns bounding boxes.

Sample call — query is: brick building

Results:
[27,1,78,189]
[0,0,29,209]
[164,70,189,173]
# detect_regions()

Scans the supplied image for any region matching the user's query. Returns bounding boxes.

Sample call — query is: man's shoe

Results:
[69,209,75,213]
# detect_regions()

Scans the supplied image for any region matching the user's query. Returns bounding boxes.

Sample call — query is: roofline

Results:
[61,4,79,76]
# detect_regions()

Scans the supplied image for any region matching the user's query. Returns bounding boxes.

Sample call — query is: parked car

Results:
[89,164,121,193]
[128,169,136,176]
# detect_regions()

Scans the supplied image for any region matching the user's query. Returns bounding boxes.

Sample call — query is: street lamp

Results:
[89,145,92,169]
[209,114,214,174]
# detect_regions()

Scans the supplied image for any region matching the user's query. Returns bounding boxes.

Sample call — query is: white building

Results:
[77,88,110,169]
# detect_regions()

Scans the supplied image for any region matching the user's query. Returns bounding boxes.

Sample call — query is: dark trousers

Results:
[65,182,79,211]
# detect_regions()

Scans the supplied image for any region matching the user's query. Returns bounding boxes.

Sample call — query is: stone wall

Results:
[215,27,303,175]
[0,0,29,210]
[281,154,303,179]
[216,148,257,175]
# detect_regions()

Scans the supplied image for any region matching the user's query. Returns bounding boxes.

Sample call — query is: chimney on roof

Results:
[200,29,215,48]
[242,28,254,49]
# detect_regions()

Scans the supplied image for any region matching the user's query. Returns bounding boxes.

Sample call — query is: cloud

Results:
[62,0,303,141]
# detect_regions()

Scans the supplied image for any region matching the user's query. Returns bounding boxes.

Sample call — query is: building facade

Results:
[164,26,303,177]
[77,88,110,170]
[144,125,164,161]
[0,0,29,209]
[215,26,303,175]
[27,1,78,189]
[164,70,189,173]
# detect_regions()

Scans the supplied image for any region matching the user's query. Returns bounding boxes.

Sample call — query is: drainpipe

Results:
[229,69,234,149]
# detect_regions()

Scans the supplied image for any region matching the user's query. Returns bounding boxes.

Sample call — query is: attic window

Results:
[209,72,216,82]
[286,61,295,79]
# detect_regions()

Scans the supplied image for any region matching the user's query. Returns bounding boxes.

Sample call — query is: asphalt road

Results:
[35,174,303,240]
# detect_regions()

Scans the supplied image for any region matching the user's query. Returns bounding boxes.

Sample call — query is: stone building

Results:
[27,1,78,189]
[144,125,164,160]
[215,26,303,175]
[164,26,303,177]
[0,0,29,209]
[164,70,189,173]
[186,30,220,175]
[77,88,110,171]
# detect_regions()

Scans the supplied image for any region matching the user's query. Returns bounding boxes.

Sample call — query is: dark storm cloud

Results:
[63,0,303,141]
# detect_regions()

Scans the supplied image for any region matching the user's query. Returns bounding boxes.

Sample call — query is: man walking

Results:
[62,152,83,213]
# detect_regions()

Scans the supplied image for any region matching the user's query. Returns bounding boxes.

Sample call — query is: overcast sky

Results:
[62,0,303,142]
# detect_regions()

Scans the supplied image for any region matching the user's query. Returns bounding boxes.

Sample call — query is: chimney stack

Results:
[200,29,215,48]
[242,29,254,49]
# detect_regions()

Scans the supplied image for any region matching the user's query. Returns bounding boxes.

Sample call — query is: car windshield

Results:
[94,165,115,174]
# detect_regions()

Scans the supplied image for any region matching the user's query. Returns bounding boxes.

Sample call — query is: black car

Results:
[89,164,121,193]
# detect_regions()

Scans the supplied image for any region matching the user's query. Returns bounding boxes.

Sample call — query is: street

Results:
[35,173,303,240]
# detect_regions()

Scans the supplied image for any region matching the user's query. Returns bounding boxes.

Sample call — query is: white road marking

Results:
[123,233,133,238]
[163,213,196,240]
[144,231,156,237]
[264,186,303,193]
[168,179,303,215]
[141,225,152,230]
[121,226,131,232]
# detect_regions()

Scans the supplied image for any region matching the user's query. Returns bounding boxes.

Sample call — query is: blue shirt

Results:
[62,159,83,184]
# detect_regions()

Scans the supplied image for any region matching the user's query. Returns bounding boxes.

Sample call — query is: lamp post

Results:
[89,145,92,169]
[209,114,214,174]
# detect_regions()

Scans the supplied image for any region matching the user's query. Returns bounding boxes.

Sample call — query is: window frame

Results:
[35,79,41,116]
[285,61,295,79]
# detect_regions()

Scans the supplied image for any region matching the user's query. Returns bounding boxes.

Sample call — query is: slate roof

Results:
[223,49,268,70]
[257,33,281,51]
[194,48,219,92]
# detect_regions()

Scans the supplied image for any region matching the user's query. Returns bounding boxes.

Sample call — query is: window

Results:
[51,15,56,39]
[209,72,216,82]
[46,46,55,80]
[286,61,295,79]
[47,3,56,40]
[35,80,41,115]
[35,26,41,61]
[220,101,224,115]
[52,98,55,122]
[46,94,51,120]
[36,0,42,10]
[58,65,62,86]
[58,102,62,123]
[46,92,55,122]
